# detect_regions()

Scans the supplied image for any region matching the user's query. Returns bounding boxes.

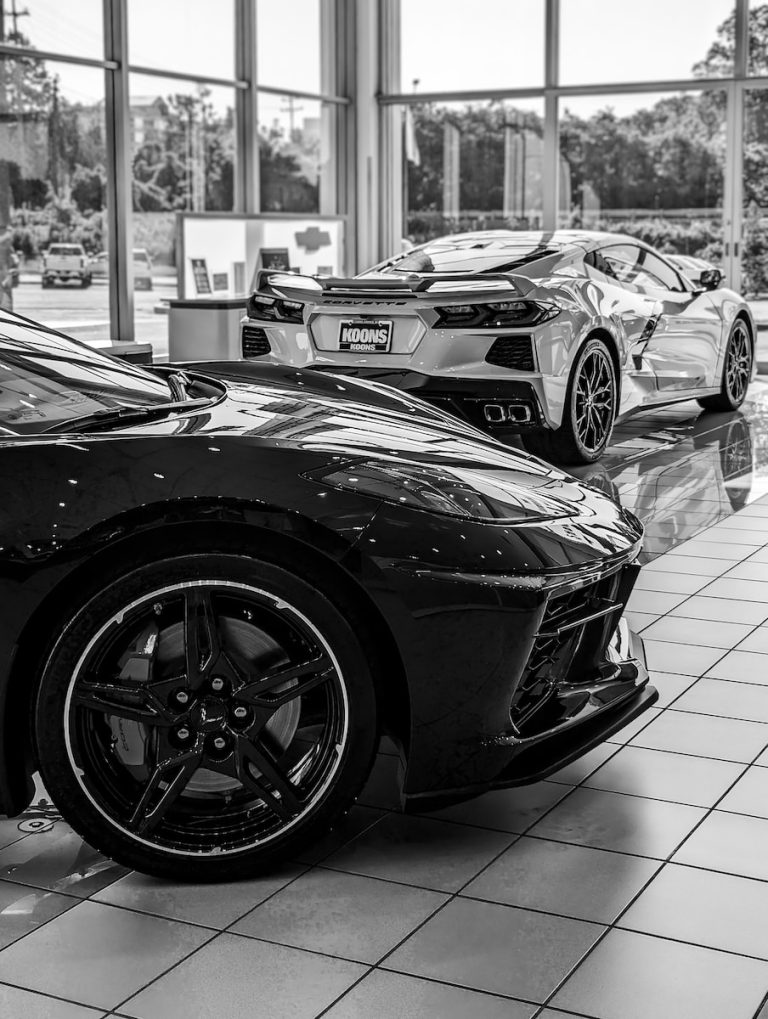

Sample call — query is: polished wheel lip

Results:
[574,348,614,453]
[62,579,349,858]
[726,322,751,404]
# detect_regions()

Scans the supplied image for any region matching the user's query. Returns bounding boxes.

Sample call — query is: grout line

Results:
[104,803,391,1015]
[105,858,318,1015]
[531,659,768,1012]
[0,978,108,1014]
[751,989,768,1019]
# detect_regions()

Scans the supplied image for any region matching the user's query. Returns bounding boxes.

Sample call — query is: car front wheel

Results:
[698,319,752,412]
[34,552,378,881]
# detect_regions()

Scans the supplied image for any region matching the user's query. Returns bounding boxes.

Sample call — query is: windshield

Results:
[48,245,83,256]
[0,320,172,435]
[370,238,561,276]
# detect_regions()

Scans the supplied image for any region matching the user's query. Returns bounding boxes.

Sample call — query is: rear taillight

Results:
[433,301,560,328]
[246,294,304,324]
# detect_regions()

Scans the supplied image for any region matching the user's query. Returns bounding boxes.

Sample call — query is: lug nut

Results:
[211,677,225,693]
[176,727,191,741]
[233,706,248,720]
[175,690,190,705]
[212,736,227,750]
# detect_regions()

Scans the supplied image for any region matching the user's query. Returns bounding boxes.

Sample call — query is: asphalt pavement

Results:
[9,274,174,359]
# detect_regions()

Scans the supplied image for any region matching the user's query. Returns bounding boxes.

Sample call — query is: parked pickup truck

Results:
[42,244,92,288]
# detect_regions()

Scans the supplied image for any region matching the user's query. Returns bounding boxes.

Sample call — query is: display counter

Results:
[167,296,247,362]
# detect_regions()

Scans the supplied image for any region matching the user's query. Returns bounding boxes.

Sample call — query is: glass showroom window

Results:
[127,0,236,82]
[129,75,237,348]
[559,0,735,85]
[0,58,109,340]
[400,99,545,246]
[558,91,726,268]
[741,88,768,297]
[748,2,768,76]
[0,0,103,61]
[399,0,544,93]
[258,93,338,214]
[256,0,323,96]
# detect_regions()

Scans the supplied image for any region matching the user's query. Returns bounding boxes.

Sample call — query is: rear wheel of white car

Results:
[697,319,752,412]
[34,551,378,881]
[523,337,616,465]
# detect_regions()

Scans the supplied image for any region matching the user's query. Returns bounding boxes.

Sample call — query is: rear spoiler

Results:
[254,269,535,303]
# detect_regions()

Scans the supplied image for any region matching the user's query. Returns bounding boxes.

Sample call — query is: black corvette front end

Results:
[349,483,652,810]
[0,324,654,879]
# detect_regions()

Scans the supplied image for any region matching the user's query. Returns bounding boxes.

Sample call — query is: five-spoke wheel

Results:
[35,552,378,880]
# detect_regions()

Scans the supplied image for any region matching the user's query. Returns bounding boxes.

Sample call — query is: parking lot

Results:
[10,274,176,357]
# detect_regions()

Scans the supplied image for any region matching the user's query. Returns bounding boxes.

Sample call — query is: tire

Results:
[522,337,617,465]
[34,551,378,881]
[697,319,752,412]
[81,277,91,289]
[41,279,51,289]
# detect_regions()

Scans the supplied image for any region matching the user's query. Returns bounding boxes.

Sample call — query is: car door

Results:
[598,243,722,394]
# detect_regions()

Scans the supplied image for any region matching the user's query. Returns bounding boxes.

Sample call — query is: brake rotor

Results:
[109,613,301,796]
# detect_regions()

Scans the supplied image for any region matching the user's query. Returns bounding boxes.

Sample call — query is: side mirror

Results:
[699,268,724,290]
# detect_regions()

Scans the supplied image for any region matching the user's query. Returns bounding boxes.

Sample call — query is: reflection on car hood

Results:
[98,361,636,531]
[145,362,566,475]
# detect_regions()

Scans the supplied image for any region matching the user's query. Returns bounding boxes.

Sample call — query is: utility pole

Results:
[8,0,30,40]
[280,95,304,138]
[48,77,60,195]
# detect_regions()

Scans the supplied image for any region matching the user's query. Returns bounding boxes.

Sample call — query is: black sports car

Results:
[0,312,656,880]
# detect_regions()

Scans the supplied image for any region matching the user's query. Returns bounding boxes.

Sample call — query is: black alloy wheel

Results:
[523,337,617,465]
[698,319,753,413]
[35,552,378,881]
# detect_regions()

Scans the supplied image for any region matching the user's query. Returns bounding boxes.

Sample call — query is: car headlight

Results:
[308,460,575,523]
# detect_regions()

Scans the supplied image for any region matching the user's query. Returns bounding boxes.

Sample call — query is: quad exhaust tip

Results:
[483,402,533,425]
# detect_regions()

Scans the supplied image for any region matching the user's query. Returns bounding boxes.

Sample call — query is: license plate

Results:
[338,319,393,353]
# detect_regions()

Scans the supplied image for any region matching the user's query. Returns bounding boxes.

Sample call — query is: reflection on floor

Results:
[572,378,768,562]
[2,388,768,1018]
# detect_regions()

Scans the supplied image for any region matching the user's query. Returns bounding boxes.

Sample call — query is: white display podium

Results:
[167,297,247,363]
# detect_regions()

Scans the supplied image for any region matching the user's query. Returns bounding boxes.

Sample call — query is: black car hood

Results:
[150,361,636,530]
[163,360,565,479]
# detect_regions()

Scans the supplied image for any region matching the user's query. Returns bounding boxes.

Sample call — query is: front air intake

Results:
[242,325,271,357]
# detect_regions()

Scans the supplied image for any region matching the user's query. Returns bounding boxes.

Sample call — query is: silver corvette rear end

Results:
[240,267,578,434]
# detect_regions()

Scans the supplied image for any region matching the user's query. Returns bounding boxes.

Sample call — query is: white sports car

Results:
[239,230,756,464]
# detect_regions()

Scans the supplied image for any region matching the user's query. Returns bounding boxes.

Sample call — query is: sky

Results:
[4,0,743,120]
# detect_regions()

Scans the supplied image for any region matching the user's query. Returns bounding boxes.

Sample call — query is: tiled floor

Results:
[3,385,768,1018]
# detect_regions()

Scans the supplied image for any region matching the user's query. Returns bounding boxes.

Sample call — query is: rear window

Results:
[371,239,560,276]
[133,250,149,263]
[48,245,83,256]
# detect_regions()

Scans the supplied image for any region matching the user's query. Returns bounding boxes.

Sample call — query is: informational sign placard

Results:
[190,258,212,295]
[178,214,345,298]
[212,272,229,291]
[259,248,291,271]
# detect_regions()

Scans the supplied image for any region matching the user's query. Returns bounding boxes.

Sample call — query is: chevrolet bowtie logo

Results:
[295,226,331,252]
